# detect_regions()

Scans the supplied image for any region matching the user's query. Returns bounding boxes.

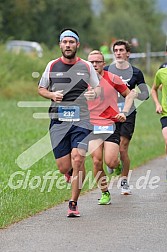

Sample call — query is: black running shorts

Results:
[120,111,136,140]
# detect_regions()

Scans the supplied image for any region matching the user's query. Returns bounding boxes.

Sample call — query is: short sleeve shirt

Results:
[154,67,167,117]
[39,57,99,120]
[87,70,127,125]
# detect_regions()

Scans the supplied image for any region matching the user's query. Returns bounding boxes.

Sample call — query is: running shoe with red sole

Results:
[64,168,73,183]
[67,201,80,217]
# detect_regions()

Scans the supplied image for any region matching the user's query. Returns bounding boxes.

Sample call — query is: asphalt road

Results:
[0,157,167,252]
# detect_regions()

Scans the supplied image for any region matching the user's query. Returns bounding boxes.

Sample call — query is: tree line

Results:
[0,0,166,52]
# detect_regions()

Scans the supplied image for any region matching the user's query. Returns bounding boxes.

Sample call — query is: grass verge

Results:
[0,93,164,228]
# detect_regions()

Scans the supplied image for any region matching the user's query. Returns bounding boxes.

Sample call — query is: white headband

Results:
[60,30,79,42]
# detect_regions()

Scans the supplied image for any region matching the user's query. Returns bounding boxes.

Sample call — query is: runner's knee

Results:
[93,158,103,171]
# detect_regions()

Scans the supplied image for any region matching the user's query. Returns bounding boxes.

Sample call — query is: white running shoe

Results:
[121,179,132,195]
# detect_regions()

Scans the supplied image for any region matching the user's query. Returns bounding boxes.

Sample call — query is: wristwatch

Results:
[122,111,128,117]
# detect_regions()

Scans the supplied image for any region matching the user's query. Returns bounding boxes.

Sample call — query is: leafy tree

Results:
[0,0,166,52]
[0,0,96,48]
[0,0,46,41]
[100,0,165,51]
[36,0,96,48]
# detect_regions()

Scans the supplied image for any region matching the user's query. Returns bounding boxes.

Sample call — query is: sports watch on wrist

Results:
[122,111,128,117]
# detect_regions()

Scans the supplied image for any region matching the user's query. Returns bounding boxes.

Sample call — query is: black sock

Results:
[69,200,77,206]
[104,190,109,194]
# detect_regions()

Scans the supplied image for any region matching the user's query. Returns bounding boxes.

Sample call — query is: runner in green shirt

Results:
[151,67,167,160]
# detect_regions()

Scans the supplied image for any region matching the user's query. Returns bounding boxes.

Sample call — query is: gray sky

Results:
[91,0,167,14]
[157,0,167,12]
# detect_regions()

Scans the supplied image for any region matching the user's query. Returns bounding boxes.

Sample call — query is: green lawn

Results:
[0,48,165,228]
[0,92,164,228]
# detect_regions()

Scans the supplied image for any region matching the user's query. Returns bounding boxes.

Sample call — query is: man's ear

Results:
[127,52,130,58]
[77,42,80,48]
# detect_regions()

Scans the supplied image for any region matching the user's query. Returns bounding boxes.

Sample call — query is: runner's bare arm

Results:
[151,83,162,113]
[38,87,64,102]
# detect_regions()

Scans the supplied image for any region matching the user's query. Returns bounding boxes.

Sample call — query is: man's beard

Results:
[62,49,77,59]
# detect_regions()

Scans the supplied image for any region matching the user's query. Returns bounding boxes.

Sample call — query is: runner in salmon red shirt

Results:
[86,50,137,205]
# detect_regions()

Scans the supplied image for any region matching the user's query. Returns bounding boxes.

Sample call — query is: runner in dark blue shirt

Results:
[104,40,149,195]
